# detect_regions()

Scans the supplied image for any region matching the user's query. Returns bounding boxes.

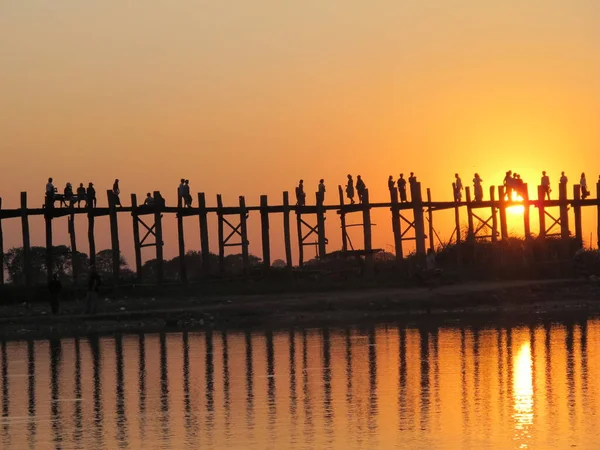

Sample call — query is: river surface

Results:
[0,319,599,449]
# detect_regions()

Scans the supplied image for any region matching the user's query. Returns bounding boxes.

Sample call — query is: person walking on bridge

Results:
[388,175,395,192]
[296,179,306,206]
[177,179,185,206]
[397,174,407,203]
[453,173,463,202]
[541,171,551,200]
[345,175,355,204]
[183,179,192,207]
[504,170,513,200]
[113,179,121,207]
[473,173,484,202]
[318,179,326,204]
[356,175,366,203]
[581,172,589,199]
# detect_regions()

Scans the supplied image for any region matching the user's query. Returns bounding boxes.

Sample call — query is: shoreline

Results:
[1,278,599,340]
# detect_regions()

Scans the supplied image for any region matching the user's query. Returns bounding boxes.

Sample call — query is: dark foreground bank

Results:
[0,278,599,340]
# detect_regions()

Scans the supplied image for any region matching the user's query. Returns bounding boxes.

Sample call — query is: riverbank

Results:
[1,278,599,340]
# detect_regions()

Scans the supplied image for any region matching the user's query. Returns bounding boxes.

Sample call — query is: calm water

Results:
[1,320,599,449]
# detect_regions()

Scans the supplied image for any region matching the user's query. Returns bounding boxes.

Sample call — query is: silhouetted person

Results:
[473,173,483,202]
[46,177,56,204]
[178,178,185,206]
[541,171,551,200]
[48,274,62,315]
[76,183,86,208]
[183,179,192,207]
[295,179,306,206]
[86,182,96,208]
[387,175,395,192]
[318,179,326,203]
[113,179,121,206]
[454,173,463,202]
[356,175,366,203]
[85,265,101,314]
[397,174,407,202]
[156,192,166,207]
[504,170,513,200]
[408,172,416,186]
[64,182,73,199]
[408,172,417,201]
[581,172,589,199]
[345,175,355,204]
[144,192,155,206]
[560,171,568,185]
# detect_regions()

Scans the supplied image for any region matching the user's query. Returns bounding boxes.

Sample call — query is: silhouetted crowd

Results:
[293,170,595,207]
[45,177,115,208]
[43,169,596,211]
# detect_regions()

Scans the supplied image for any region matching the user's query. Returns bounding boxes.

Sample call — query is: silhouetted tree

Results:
[3,245,87,285]
[95,249,128,279]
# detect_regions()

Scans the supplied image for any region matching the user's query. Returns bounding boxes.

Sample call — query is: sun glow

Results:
[507,204,525,215]
[513,342,534,448]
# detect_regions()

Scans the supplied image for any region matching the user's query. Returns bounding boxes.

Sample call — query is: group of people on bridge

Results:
[295,179,326,206]
[452,173,484,203]
[45,177,121,209]
[295,173,422,207]
[387,173,419,203]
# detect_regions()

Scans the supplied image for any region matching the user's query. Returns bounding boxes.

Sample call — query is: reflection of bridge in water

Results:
[0,321,596,448]
[0,180,596,285]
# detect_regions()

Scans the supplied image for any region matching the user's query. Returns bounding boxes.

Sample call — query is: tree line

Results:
[2,246,266,285]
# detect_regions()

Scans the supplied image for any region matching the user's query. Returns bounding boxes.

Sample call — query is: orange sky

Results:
[1,1,599,264]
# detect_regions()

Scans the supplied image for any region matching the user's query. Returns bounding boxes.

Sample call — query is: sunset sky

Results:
[1,1,599,263]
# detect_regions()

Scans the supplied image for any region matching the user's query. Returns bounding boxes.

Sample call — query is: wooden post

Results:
[153,191,164,283]
[316,192,327,259]
[240,196,249,273]
[338,185,348,252]
[198,193,210,275]
[68,211,78,285]
[523,184,531,239]
[20,192,32,287]
[217,194,225,274]
[537,186,546,239]
[296,204,304,267]
[389,186,402,260]
[453,184,461,245]
[362,189,372,266]
[411,182,426,255]
[559,182,569,239]
[87,192,96,266]
[44,196,53,284]
[176,190,187,282]
[597,181,600,249]
[282,191,292,269]
[426,188,434,251]
[107,190,121,284]
[466,187,474,241]
[0,198,4,285]
[498,186,508,240]
[490,186,498,243]
[573,185,582,245]
[130,194,143,281]
[260,195,271,272]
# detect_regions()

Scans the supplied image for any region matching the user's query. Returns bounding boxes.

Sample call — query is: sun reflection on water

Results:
[513,342,534,448]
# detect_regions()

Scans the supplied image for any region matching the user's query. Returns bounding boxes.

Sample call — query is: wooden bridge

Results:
[0,180,598,286]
